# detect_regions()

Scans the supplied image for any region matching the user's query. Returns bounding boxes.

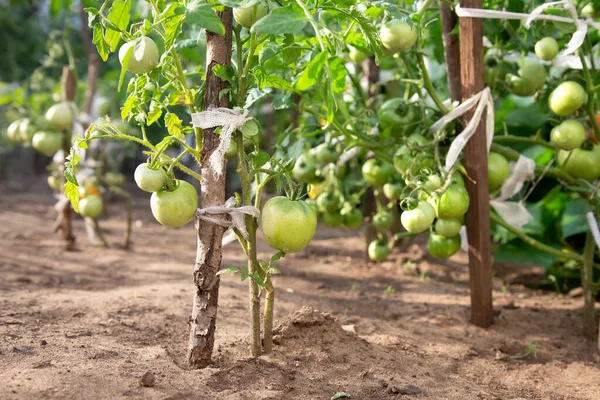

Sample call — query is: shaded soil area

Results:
[0,179,599,400]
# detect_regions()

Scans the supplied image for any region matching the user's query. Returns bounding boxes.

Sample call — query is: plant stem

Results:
[490,213,583,262]
[263,277,275,354]
[416,51,450,114]
[579,52,600,141]
[581,231,596,340]
[417,0,435,16]
[493,135,556,149]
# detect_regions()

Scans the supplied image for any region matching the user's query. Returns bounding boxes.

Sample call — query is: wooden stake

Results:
[459,0,494,328]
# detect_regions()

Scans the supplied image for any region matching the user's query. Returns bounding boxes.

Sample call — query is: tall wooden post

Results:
[459,0,494,327]
[439,1,461,102]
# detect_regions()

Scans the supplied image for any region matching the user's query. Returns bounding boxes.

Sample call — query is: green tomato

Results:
[368,240,390,262]
[341,205,363,229]
[535,37,559,61]
[305,198,319,216]
[434,218,462,238]
[550,120,586,151]
[373,210,394,232]
[105,172,125,187]
[135,163,167,192]
[424,174,442,191]
[380,19,417,54]
[240,119,260,138]
[349,46,368,63]
[226,139,238,159]
[315,143,339,165]
[292,153,318,183]
[119,36,160,75]
[47,175,61,192]
[431,184,470,219]
[95,96,112,116]
[18,118,36,144]
[427,233,461,258]
[233,3,268,28]
[508,59,546,97]
[378,98,419,137]
[400,200,435,234]
[451,171,465,186]
[393,135,433,175]
[45,103,74,131]
[548,81,586,116]
[79,195,104,219]
[317,192,341,213]
[150,180,199,227]
[383,182,404,201]
[362,158,395,186]
[488,152,510,191]
[557,145,600,181]
[261,196,317,253]
[32,131,63,155]
[321,211,344,228]
[582,3,599,18]
[6,119,24,143]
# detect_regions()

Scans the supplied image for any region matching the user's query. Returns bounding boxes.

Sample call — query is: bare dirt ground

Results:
[1,179,599,400]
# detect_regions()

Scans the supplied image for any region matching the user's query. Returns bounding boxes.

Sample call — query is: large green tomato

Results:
[6,119,24,143]
[315,143,339,164]
[79,195,104,219]
[341,205,363,229]
[488,152,510,191]
[349,46,368,63]
[17,118,36,144]
[400,200,435,234]
[582,3,599,18]
[508,59,546,97]
[484,49,506,89]
[434,218,462,238]
[557,145,600,181]
[431,184,469,218]
[261,197,317,253]
[321,211,344,228]
[383,182,404,201]
[233,4,268,28]
[427,233,461,258]
[550,120,586,151]
[135,163,167,192]
[32,131,63,155]
[373,210,394,232]
[535,37,559,61]
[317,192,341,213]
[548,81,586,116]
[150,180,198,227]
[368,240,389,262]
[380,19,417,54]
[292,153,318,183]
[45,103,74,131]
[240,119,260,138]
[362,159,395,186]
[119,36,160,75]
[378,98,419,137]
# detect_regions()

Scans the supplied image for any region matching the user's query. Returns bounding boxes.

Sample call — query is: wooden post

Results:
[188,7,232,368]
[459,0,494,328]
[439,1,461,102]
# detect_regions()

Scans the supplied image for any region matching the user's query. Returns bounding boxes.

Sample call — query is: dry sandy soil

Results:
[1,179,599,400]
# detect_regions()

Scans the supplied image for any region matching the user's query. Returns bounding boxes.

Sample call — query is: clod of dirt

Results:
[40,340,48,346]
[273,306,339,341]
[398,384,422,395]
[568,287,583,298]
[140,371,156,387]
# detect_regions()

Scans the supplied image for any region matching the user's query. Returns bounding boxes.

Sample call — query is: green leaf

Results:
[251,151,270,168]
[494,239,557,268]
[162,4,186,49]
[92,24,110,62]
[121,94,137,121]
[331,392,351,400]
[244,88,270,108]
[84,7,99,26]
[165,113,184,138]
[216,267,241,276]
[251,271,265,287]
[212,64,235,84]
[147,104,163,125]
[254,69,293,91]
[64,181,80,213]
[561,199,592,238]
[240,265,249,281]
[269,251,282,265]
[187,0,225,35]
[105,0,131,51]
[294,51,328,91]
[251,4,308,35]
[267,267,281,275]
[328,57,347,94]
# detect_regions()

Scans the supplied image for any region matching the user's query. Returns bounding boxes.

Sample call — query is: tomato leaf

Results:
[105,0,131,52]
[165,113,184,138]
[251,4,307,35]
[92,24,110,62]
[216,267,241,276]
[64,181,80,213]
[84,7,99,26]
[161,4,186,49]
[328,57,347,94]
[212,64,235,84]
[294,51,328,91]
[250,151,270,168]
[186,0,225,36]
[254,69,293,91]
[251,271,265,287]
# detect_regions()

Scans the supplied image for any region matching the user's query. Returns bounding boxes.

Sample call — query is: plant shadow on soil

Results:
[0,179,599,400]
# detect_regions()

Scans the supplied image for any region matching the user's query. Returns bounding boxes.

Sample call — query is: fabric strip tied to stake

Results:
[196,196,260,246]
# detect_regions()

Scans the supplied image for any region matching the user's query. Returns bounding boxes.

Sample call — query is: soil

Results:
[1,179,599,400]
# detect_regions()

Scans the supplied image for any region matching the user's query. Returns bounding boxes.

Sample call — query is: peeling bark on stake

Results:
[187,8,232,369]
[439,1,461,102]
[459,0,494,328]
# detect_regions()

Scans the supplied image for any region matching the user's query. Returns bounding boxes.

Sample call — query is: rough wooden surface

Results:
[459,0,493,328]
[439,1,462,102]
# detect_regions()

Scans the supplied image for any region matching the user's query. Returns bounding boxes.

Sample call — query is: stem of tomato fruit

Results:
[416,0,436,16]
[581,231,596,340]
[578,52,600,141]
[493,135,556,149]
[416,51,450,114]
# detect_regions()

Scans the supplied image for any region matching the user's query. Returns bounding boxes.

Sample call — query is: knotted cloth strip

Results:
[196,196,260,246]
[191,107,253,178]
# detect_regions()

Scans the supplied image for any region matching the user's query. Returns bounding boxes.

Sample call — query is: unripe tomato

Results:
[380,19,417,54]
[135,163,167,192]
[535,37,559,61]
[292,153,318,183]
[582,3,599,18]
[368,240,389,262]
[240,119,260,138]
[401,200,435,234]
[488,152,510,191]
[315,143,339,164]
[119,36,160,75]
[348,46,368,63]
[95,96,112,116]
[105,172,125,187]
[233,3,268,28]
[150,180,198,227]
[18,119,36,144]
[45,103,74,131]
[451,172,465,186]
[307,179,329,200]
[362,159,395,186]
[47,176,61,192]
[431,184,469,219]
[427,233,461,258]
[226,139,238,159]
[79,184,101,198]
[321,211,344,228]
[550,120,586,150]
[557,145,600,181]
[508,59,546,97]
[6,119,24,143]
[373,210,394,232]
[378,98,419,137]
[549,81,586,116]
[79,195,104,219]
[32,131,63,155]
[341,205,363,229]
[434,218,462,238]
[383,182,404,201]
[424,174,442,191]
[317,192,341,213]
[261,196,317,253]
